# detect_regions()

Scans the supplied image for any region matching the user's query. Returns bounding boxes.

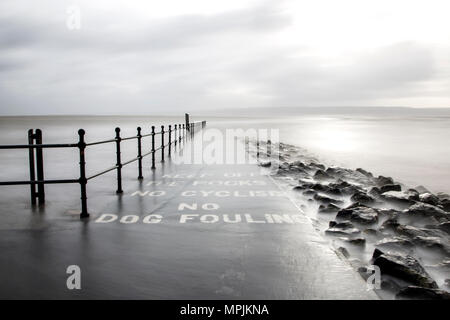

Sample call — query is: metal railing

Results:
[0,115,206,219]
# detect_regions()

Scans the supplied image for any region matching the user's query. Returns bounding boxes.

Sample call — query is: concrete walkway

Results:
[0,135,377,299]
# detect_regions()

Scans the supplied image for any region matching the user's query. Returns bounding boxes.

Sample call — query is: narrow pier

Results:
[0,125,377,299]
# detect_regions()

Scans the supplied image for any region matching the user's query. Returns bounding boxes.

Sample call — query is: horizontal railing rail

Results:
[0,116,206,218]
[0,143,78,149]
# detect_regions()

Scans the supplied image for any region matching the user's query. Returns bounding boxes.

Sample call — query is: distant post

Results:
[185,113,190,132]
[28,129,36,205]
[174,125,177,147]
[151,126,156,169]
[35,129,45,205]
[137,127,143,179]
[161,125,165,162]
[115,127,123,194]
[168,125,172,157]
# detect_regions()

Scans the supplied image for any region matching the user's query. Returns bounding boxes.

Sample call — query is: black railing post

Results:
[267,139,271,158]
[245,136,249,154]
[182,124,185,142]
[257,140,260,159]
[137,127,143,180]
[28,129,37,205]
[151,126,155,169]
[185,113,190,132]
[78,129,89,218]
[35,129,45,205]
[168,125,172,157]
[161,125,165,162]
[115,127,123,194]
[174,124,177,147]
[179,123,182,143]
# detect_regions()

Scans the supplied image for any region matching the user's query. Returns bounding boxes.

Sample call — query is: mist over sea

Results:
[0,111,449,193]
[214,111,450,194]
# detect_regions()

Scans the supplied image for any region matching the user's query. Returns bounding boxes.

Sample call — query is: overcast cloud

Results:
[0,0,449,115]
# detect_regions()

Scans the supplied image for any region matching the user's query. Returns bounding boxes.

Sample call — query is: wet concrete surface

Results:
[0,131,378,299]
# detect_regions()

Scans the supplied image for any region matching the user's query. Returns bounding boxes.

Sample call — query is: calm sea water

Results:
[212,115,450,193]
[0,114,449,193]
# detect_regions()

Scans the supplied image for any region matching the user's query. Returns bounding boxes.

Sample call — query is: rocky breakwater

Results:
[259,142,450,300]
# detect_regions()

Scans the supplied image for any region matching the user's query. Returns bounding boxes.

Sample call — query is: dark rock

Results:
[290,161,315,174]
[329,181,361,195]
[342,186,362,196]
[329,220,354,229]
[337,247,350,258]
[415,185,431,194]
[337,206,379,224]
[377,208,399,218]
[396,225,430,238]
[372,248,384,259]
[440,198,450,212]
[259,161,271,167]
[419,193,440,206]
[314,169,332,181]
[406,189,420,199]
[376,237,414,251]
[375,175,394,186]
[368,187,382,197]
[293,185,306,191]
[381,279,401,292]
[350,191,375,204]
[445,279,450,288]
[326,220,361,236]
[382,191,418,205]
[396,286,450,300]
[412,236,450,253]
[325,167,347,177]
[340,237,366,245]
[330,180,352,188]
[324,187,343,196]
[380,218,401,232]
[425,221,450,235]
[314,194,343,205]
[372,249,438,289]
[311,183,331,192]
[302,189,316,196]
[301,182,343,196]
[297,182,331,193]
[309,162,325,170]
[380,184,402,193]
[404,202,448,219]
[344,202,366,209]
[288,165,309,175]
[291,160,305,167]
[318,203,341,214]
[357,266,370,280]
[356,168,373,177]
[364,228,378,235]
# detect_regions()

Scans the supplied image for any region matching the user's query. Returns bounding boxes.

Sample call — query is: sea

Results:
[0,113,449,193]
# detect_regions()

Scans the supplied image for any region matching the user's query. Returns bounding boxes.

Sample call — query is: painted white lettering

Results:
[180,214,198,223]
[143,214,162,224]
[95,214,118,223]
[120,215,139,224]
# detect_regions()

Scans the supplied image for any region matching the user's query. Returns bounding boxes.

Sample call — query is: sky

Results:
[0,0,449,115]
